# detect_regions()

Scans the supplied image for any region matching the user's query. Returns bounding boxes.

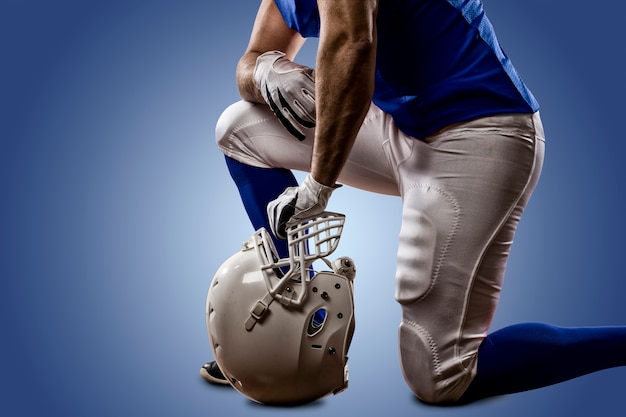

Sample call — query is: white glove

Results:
[267,174,340,240]
[254,51,316,141]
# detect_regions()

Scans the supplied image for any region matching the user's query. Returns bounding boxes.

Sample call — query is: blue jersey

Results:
[274,0,539,138]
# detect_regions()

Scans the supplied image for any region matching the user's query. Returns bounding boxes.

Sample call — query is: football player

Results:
[203,0,626,404]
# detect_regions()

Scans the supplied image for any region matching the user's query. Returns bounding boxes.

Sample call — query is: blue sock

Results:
[224,155,297,258]
[459,322,626,402]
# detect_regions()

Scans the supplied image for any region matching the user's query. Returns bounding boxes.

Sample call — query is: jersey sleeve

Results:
[273,0,321,37]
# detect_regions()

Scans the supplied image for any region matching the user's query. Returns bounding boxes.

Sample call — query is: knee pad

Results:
[398,318,441,402]
[398,318,475,404]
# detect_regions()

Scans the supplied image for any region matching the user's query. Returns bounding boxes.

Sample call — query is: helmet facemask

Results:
[255,211,347,307]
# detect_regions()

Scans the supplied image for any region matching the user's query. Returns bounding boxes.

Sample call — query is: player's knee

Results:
[398,319,475,404]
[215,101,251,152]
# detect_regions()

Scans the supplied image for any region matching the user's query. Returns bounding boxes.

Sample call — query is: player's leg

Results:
[392,112,545,403]
[216,100,399,246]
[452,114,626,402]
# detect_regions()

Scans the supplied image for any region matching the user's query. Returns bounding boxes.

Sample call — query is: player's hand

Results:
[254,51,316,141]
[267,174,340,240]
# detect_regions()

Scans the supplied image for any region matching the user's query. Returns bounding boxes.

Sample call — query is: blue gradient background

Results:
[1,1,625,416]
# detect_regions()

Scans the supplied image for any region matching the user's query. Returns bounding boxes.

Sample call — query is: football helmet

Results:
[206,212,356,404]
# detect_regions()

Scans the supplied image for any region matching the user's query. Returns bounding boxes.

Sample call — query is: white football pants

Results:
[216,100,545,403]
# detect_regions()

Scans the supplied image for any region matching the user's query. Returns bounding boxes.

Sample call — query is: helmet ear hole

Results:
[307,308,328,336]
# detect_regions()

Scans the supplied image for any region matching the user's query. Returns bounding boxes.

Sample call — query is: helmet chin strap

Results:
[244,291,275,332]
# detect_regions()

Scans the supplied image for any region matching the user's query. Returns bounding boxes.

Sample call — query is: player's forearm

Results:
[312,2,377,187]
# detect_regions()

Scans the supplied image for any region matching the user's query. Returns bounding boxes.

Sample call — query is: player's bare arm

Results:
[312,0,378,186]
[236,0,306,103]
